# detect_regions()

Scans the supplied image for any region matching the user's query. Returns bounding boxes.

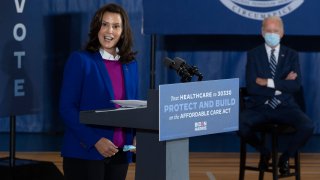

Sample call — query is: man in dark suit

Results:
[238,16,314,175]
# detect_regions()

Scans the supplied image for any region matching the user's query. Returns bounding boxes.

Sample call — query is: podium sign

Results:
[159,78,239,141]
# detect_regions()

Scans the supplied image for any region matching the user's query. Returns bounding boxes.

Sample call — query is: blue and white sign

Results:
[159,79,239,141]
[0,0,43,116]
[219,0,304,20]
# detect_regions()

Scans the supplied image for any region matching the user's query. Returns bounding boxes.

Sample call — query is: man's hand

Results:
[256,77,268,86]
[285,71,297,80]
[95,137,119,158]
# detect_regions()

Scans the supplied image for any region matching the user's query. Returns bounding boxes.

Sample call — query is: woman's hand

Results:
[130,136,136,153]
[95,137,118,158]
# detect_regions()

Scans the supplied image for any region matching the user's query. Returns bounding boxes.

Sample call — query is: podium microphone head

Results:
[163,57,175,68]
[173,57,186,66]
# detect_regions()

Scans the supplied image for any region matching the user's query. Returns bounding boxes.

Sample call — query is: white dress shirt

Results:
[265,44,282,96]
[99,48,120,61]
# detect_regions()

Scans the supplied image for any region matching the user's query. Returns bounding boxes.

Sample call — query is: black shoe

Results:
[259,152,271,171]
[278,158,290,176]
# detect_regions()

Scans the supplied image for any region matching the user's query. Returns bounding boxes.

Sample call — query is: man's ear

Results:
[280,33,284,39]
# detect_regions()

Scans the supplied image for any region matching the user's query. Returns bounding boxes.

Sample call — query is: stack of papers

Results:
[111,100,147,108]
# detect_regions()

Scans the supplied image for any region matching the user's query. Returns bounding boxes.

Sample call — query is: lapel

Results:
[122,63,130,99]
[93,52,115,100]
[275,45,286,78]
[260,45,272,77]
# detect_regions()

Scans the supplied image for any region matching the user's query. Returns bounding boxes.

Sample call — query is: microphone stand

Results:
[187,66,203,81]
[180,66,203,83]
[177,67,192,83]
[164,57,203,83]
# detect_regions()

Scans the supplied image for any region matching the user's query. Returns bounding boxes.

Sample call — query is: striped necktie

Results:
[268,49,280,109]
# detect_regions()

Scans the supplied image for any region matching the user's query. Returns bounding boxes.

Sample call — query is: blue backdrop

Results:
[0,0,319,135]
[143,0,319,35]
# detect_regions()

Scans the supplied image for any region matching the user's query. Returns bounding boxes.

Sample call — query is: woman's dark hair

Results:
[85,3,136,63]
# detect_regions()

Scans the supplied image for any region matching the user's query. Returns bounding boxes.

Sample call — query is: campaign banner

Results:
[159,78,239,141]
[143,0,320,35]
[0,0,43,116]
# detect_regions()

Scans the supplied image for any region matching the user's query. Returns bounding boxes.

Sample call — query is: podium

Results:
[81,78,239,180]
[80,90,189,180]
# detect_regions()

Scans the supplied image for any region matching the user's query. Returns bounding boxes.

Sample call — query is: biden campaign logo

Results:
[220,0,304,20]
[195,121,207,131]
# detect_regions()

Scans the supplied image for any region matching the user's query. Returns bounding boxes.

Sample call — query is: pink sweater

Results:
[103,60,125,148]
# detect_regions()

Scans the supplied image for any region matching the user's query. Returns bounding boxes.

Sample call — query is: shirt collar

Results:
[265,43,280,54]
[99,48,120,61]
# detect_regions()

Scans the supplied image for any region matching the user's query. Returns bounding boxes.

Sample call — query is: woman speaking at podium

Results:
[59,3,138,180]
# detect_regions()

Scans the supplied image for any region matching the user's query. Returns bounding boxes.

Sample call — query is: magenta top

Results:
[103,60,126,148]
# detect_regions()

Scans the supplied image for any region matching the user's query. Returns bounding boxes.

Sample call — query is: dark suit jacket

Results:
[245,44,301,108]
[59,51,138,161]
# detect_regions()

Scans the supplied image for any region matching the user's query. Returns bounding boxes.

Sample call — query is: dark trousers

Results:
[239,104,314,157]
[63,151,129,180]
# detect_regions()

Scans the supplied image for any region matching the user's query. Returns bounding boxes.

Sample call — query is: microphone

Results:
[163,57,175,69]
[173,57,187,69]
[173,57,203,81]
[163,57,192,82]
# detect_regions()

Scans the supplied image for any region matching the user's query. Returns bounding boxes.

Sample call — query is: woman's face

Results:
[98,12,123,55]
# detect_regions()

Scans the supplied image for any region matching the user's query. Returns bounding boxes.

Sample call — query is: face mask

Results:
[264,33,281,47]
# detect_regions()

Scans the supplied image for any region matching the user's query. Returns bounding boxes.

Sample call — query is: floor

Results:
[1,132,320,152]
[1,132,319,179]
[1,152,320,180]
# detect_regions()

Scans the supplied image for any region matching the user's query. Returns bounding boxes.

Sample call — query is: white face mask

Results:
[264,33,281,47]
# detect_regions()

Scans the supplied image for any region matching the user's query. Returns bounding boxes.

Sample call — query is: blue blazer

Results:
[59,51,138,161]
[245,44,301,108]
